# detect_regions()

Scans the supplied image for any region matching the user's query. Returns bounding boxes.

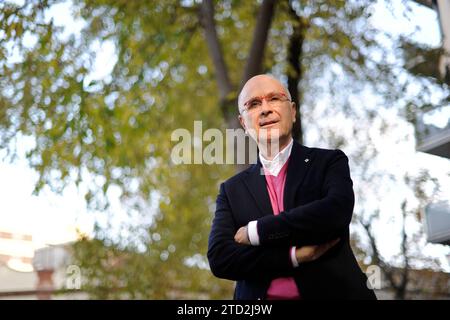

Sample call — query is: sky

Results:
[1,0,449,272]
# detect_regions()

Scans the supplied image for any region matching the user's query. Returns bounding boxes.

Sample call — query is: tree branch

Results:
[199,0,233,102]
[398,201,410,299]
[239,0,277,89]
[359,214,398,292]
[286,4,309,144]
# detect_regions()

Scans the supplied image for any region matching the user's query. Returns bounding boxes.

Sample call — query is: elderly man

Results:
[207,74,377,300]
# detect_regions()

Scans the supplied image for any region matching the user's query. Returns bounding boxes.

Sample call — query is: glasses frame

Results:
[241,92,291,114]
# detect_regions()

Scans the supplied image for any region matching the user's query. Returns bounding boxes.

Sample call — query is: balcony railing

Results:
[423,200,450,245]
[415,107,450,159]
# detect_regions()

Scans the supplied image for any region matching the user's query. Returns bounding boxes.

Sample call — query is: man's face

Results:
[238,75,296,148]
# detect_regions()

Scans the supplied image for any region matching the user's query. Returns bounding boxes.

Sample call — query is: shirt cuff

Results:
[290,246,299,268]
[247,220,260,246]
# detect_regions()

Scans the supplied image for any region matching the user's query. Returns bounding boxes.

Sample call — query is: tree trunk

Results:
[239,0,278,89]
[199,0,233,105]
[287,6,309,144]
[200,0,278,172]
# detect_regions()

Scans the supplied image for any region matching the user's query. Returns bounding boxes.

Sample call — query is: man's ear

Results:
[238,114,247,131]
[291,102,297,122]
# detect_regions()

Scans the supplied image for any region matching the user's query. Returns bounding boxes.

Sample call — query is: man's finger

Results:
[328,238,340,248]
[317,238,340,256]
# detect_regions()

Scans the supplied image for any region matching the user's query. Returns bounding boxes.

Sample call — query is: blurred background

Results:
[0,0,449,299]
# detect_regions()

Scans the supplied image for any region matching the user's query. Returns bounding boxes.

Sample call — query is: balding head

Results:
[238,74,291,113]
[237,74,296,158]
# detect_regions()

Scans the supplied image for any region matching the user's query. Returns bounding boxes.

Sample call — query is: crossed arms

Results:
[207,150,354,281]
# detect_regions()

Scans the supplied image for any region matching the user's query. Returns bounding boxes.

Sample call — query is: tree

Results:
[1,0,448,298]
[359,172,442,299]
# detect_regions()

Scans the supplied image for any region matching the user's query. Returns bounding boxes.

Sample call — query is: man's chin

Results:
[258,126,279,133]
[256,130,282,151]
[257,128,280,141]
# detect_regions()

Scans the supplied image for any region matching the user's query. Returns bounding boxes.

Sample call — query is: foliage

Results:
[1,0,448,298]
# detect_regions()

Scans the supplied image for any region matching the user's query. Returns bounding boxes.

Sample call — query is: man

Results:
[207,74,377,300]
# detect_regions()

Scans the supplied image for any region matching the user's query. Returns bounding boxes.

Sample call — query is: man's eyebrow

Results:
[243,95,259,103]
[247,91,284,100]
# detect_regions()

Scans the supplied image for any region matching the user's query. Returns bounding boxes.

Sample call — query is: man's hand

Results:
[296,238,340,264]
[234,226,250,245]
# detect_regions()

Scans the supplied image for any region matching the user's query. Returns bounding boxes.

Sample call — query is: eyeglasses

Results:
[241,92,291,114]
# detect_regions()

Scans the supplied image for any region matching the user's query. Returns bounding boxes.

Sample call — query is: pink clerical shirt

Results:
[263,159,301,300]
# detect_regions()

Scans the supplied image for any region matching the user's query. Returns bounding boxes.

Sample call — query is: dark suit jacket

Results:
[207,142,377,300]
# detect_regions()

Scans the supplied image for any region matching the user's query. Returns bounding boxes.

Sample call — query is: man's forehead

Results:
[240,76,287,102]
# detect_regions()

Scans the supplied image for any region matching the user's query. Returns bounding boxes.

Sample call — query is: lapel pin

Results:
[304,158,309,163]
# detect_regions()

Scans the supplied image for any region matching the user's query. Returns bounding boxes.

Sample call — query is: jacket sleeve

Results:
[256,149,354,246]
[207,183,294,281]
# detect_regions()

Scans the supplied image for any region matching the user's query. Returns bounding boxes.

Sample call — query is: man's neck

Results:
[259,137,293,161]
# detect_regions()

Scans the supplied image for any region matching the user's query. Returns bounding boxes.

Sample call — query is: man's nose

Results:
[259,99,272,116]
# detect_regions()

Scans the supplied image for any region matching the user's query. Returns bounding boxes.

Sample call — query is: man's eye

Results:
[249,101,261,108]
[270,96,281,101]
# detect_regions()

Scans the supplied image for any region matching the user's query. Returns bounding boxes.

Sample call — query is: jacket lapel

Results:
[241,141,314,217]
[283,142,314,210]
[242,161,273,217]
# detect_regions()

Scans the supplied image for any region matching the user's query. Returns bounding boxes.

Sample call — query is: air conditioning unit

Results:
[32,246,70,271]
[424,201,450,245]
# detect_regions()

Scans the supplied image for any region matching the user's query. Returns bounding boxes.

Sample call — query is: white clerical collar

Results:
[259,139,293,177]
